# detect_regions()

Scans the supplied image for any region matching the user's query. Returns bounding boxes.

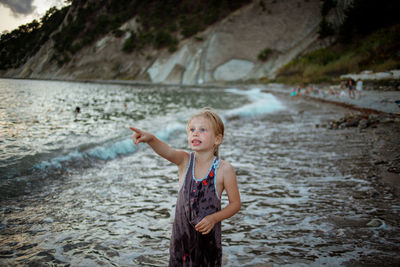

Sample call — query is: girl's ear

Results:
[215,134,223,146]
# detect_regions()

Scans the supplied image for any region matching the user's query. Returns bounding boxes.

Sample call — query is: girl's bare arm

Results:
[130,127,187,166]
[195,161,241,234]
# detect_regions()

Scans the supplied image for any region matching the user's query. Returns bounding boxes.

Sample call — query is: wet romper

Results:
[169,152,222,267]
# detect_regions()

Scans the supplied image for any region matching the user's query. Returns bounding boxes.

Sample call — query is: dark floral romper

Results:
[169,152,222,267]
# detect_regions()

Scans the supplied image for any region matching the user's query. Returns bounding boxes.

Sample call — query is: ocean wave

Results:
[34,122,186,171]
[2,87,282,179]
[224,88,285,119]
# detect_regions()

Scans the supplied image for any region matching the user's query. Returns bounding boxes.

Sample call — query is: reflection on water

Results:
[1,80,400,266]
[0,79,246,181]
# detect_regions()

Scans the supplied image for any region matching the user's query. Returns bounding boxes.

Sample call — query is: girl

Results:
[130,108,241,266]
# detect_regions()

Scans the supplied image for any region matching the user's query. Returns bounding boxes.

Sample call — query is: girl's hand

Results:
[129,127,153,146]
[195,215,216,235]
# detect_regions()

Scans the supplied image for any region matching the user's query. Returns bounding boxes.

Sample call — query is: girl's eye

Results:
[201,128,206,132]
[190,128,195,132]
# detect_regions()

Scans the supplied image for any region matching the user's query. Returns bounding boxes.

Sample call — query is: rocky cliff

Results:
[2,0,352,85]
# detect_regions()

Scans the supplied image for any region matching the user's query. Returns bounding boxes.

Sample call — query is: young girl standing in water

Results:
[130,108,241,266]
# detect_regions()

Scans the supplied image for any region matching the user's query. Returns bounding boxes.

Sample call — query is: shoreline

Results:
[1,76,399,114]
[260,83,400,115]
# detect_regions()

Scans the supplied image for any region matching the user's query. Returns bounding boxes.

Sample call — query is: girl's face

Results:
[187,116,221,153]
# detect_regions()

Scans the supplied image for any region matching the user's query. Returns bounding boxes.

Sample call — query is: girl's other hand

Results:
[195,215,216,235]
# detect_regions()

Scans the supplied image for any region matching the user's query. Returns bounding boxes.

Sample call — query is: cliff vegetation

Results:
[275,0,400,84]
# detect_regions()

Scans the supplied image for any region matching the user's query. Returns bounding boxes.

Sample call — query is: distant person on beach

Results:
[305,85,313,95]
[291,84,302,96]
[130,108,241,266]
[356,79,363,99]
[74,106,80,116]
[296,84,302,94]
[346,78,356,99]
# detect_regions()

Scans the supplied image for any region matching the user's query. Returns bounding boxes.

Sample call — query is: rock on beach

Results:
[327,113,399,130]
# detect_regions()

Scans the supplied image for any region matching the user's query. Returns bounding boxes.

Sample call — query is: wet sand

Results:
[273,84,400,191]
[300,86,400,190]
[322,114,400,266]
[274,90,400,265]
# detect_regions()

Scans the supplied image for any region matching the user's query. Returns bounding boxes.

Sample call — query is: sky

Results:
[0,0,68,33]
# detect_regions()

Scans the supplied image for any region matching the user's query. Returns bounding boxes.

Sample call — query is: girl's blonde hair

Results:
[187,108,224,157]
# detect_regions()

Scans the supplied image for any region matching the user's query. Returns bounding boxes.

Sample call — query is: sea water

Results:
[1,79,399,266]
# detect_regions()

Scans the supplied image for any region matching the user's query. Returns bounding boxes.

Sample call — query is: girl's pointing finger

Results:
[129,126,141,134]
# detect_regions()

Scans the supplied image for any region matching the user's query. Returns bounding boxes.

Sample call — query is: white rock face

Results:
[214,59,254,81]
[182,47,202,84]
[147,45,187,83]
[145,0,323,84]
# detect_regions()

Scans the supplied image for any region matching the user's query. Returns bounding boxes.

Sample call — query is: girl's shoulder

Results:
[176,150,191,168]
[177,150,191,176]
[218,159,236,176]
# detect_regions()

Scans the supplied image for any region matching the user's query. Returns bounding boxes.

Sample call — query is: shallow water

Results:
[1,79,399,266]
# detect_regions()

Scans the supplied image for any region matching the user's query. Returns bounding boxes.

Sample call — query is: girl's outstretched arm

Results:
[129,126,187,166]
[195,161,241,234]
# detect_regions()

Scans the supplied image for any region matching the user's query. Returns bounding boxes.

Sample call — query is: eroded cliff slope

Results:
[2,0,350,84]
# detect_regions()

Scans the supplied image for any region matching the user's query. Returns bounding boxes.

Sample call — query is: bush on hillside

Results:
[122,32,137,53]
[318,18,335,38]
[321,0,336,16]
[257,47,273,61]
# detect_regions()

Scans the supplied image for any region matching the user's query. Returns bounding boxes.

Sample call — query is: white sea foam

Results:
[34,139,136,169]
[34,150,85,170]
[34,123,186,170]
[88,138,136,160]
[224,88,285,118]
